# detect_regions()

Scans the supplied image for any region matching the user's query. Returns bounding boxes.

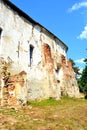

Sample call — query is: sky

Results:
[10,0,87,71]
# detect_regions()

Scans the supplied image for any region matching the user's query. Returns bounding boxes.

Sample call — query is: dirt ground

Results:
[0,97,87,130]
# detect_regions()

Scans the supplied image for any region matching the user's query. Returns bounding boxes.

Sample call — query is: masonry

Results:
[0,0,79,107]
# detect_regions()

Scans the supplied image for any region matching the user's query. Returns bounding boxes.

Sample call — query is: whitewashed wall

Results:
[0,1,67,73]
[0,1,71,100]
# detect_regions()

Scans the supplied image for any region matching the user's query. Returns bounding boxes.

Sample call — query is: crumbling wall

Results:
[0,58,27,108]
[0,71,27,108]
[42,43,61,99]
[61,55,79,97]
[0,0,80,103]
[43,43,54,73]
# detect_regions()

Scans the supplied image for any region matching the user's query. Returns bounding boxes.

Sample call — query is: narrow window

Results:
[30,45,34,66]
[55,67,60,73]
[0,28,2,39]
[0,28,2,54]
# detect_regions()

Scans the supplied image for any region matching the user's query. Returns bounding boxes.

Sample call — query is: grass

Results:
[0,97,87,130]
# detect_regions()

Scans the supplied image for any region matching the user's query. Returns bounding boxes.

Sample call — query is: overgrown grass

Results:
[0,97,87,130]
[28,96,86,107]
[27,97,60,107]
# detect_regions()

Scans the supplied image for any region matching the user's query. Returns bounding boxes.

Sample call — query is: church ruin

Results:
[0,0,79,107]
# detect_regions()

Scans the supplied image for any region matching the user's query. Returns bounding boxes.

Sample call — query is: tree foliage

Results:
[78,58,87,95]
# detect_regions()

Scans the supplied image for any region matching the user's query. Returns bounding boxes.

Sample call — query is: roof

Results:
[1,0,68,51]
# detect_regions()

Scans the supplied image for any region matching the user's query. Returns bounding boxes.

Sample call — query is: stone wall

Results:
[0,70,27,108]
[0,0,80,107]
[60,55,79,97]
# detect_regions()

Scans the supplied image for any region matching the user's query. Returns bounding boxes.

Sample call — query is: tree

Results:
[84,58,87,64]
[78,59,87,97]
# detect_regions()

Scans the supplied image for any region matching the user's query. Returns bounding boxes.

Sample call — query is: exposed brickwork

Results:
[43,43,54,73]
[61,55,72,81]
[67,60,75,75]
[61,55,79,97]
[0,71,27,108]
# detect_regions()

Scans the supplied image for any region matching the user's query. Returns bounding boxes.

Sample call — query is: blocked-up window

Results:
[30,45,34,66]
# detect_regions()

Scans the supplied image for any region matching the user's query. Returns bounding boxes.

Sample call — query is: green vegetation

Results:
[0,97,87,130]
[69,58,80,78]
[78,58,87,97]
[27,97,60,107]
[69,57,87,98]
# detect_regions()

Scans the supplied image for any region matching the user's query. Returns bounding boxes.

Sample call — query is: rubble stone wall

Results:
[0,70,27,107]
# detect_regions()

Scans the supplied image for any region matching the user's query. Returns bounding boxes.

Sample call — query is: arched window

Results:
[30,45,34,66]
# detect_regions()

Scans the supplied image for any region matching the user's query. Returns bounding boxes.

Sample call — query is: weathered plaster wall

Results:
[0,1,67,68]
[0,0,79,106]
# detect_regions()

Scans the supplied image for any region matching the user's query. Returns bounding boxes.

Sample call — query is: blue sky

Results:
[10,0,87,71]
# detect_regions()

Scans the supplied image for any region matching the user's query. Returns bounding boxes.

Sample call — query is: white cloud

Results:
[79,68,83,73]
[77,25,87,39]
[75,58,85,64]
[68,2,87,12]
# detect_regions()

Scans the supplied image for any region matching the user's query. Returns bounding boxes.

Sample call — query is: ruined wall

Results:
[60,55,79,97]
[0,0,80,105]
[0,67,27,108]
[43,43,54,73]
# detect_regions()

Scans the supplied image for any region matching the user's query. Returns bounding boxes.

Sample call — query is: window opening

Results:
[30,45,34,66]
[0,28,2,54]
[55,67,60,73]
[0,28,2,37]
[0,28,2,39]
